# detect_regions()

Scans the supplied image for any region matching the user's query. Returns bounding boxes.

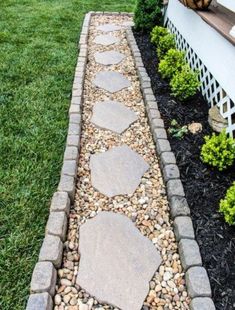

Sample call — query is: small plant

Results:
[159,49,186,80]
[201,130,235,171]
[157,34,176,59]
[150,26,169,46]
[134,0,163,32]
[168,119,188,139]
[219,182,235,225]
[170,65,200,101]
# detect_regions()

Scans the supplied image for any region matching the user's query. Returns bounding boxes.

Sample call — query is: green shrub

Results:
[168,119,188,139]
[159,49,186,80]
[157,34,176,59]
[150,26,168,46]
[219,182,235,225]
[134,0,163,32]
[201,130,235,171]
[170,65,200,101]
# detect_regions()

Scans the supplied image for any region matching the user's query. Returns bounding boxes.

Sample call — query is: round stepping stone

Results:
[97,23,123,32]
[77,211,161,310]
[91,100,138,134]
[94,51,125,66]
[94,34,119,46]
[93,71,131,93]
[90,145,149,197]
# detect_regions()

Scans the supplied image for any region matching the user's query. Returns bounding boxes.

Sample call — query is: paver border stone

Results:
[126,27,215,308]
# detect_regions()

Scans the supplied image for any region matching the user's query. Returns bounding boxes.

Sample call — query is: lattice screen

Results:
[166,18,235,137]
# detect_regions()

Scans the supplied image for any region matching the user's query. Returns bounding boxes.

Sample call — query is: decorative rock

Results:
[50,192,70,215]
[186,267,212,298]
[91,100,137,134]
[169,196,190,219]
[46,211,68,241]
[188,122,202,134]
[39,234,63,268]
[30,262,56,296]
[61,160,77,177]
[163,164,180,181]
[190,297,215,310]
[77,212,161,310]
[90,145,149,197]
[179,239,202,271]
[174,216,195,241]
[97,24,123,32]
[94,34,119,46]
[93,71,131,93]
[167,179,185,198]
[94,51,125,66]
[26,293,53,310]
[208,105,227,133]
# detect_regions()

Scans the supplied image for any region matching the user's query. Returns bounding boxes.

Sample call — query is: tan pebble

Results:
[159,265,164,276]
[70,297,78,306]
[168,280,176,288]
[61,279,72,286]
[155,284,162,292]
[64,287,72,294]
[55,294,62,305]
[63,294,71,303]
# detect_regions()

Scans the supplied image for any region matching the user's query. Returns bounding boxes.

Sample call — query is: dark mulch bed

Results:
[134,31,235,310]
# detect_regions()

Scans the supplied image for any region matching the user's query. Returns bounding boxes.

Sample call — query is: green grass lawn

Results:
[0,1,135,308]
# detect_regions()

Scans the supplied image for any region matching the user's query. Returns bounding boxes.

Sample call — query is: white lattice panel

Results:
[165,18,235,137]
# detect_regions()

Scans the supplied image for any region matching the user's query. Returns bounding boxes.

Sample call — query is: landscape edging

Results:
[26,11,133,310]
[125,29,216,310]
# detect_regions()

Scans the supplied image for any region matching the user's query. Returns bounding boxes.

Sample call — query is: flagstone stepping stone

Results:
[77,211,161,310]
[90,145,149,197]
[91,100,138,134]
[93,71,131,93]
[97,24,123,32]
[94,34,119,46]
[94,51,125,66]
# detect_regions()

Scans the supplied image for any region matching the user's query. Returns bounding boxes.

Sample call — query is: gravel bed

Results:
[54,15,190,310]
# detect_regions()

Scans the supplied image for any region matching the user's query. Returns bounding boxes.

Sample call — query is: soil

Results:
[134,31,235,310]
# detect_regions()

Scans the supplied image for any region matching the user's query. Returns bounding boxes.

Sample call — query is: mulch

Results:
[134,31,235,310]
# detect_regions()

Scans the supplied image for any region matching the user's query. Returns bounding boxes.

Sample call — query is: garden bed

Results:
[134,31,235,310]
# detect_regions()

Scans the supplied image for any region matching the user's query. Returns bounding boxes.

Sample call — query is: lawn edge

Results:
[25,11,133,310]
[125,29,216,310]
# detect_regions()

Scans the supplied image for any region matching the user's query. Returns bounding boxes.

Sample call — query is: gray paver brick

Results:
[64,146,78,162]
[68,123,81,136]
[148,109,161,121]
[67,135,80,148]
[69,114,81,125]
[50,191,70,215]
[160,152,176,166]
[169,196,190,218]
[153,128,167,141]
[179,239,202,271]
[167,179,185,197]
[190,297,215,310]
[156,139,171,155]
[174,216,195,241]
[61,160,77,177]
[30,262,56,296]
[26,293,53,310]
[186,267,212,298]
[58,174,75,201]
[39,234,63,268]
[163,164,180,181]
[46,211,68,241]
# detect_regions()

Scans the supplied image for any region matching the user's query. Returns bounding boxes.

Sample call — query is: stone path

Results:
[55,14,190,310]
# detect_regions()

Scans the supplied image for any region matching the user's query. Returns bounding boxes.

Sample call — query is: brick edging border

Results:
[125,29,215,310]
[26,11,133,310]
